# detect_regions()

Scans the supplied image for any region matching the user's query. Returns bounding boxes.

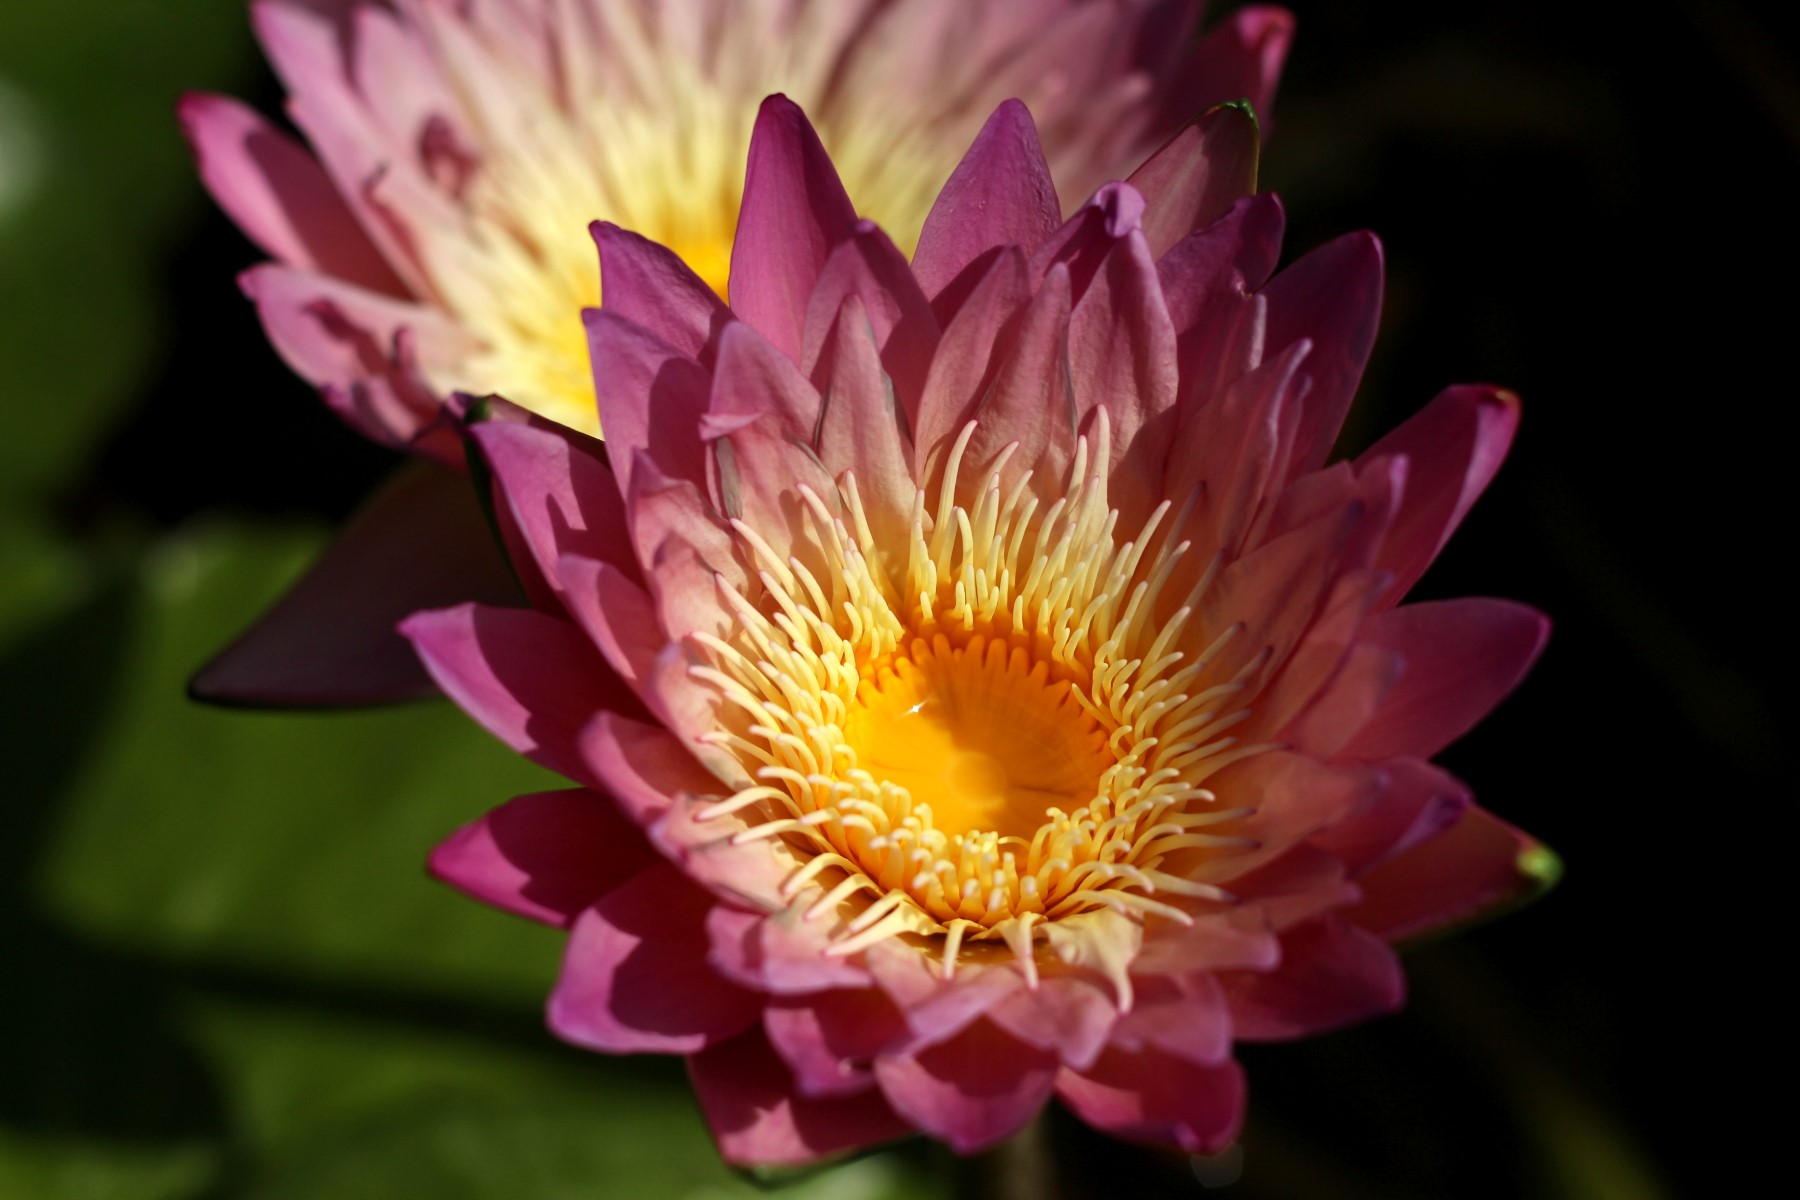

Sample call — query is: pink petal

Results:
[400,603,636,786]
[1258,231,1385,479]
[428,787,658,927]
[1056,1049,1244,1155]
[800,223,940,428]
[965,262,1075,483]
[985,974,1118,1072]
[623,451,745,643]
[553,554,662,690]
[912,100,1061,307]
[710,320,821,441]
[577,710,720,828]
[866,941,1025,1047]
[178,92,403,295]
[1309,758,1472,877]
[591,221,731,363]
[706,903,873,996]
[548,862,759,1054]
[912,246,1029,468]
[690,1025,914,1167]
[1128,102,1262,260]
[1340,599,1551,761]
[191,463,520,707]
[1106,972,1234,1066]
[1186,4,1296,127]
[764,989,909,1099]
[812,296,916,549]
[584,310,714,493]
[1359,385,1522,606]
[874,1020,1058,1154]
[728,95,857,364]
[467,420,637,604]
[1223,914,1404,1041]
[1348,806,1558,942]
[1029,182,1146,303]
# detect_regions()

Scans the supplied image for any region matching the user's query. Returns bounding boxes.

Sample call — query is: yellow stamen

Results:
[690,418,1273,975]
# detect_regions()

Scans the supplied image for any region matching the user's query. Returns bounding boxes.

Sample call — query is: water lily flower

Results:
[181,0,1293,705]
[401,96,1555,1165]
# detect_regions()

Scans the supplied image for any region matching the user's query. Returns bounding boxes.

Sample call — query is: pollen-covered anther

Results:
[690,419,1271,975]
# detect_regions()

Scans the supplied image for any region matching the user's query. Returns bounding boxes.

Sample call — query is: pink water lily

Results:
[402,96,1555,1165]
[182,0,1293,705]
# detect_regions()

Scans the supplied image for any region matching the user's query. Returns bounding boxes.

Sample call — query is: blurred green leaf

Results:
[0,0,256,510]
[5,520,941,1199]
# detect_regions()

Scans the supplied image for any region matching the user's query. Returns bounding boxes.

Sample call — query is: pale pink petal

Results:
[623,452,744,644]
[728,95,857,363]
[1056,1049,1244,1155]
[865,941,1025,1047]
[912,99,1061,306]
[191,464,519,706]
[400,603,636,786]
[1348,806,1556,942]
[1359,385,1522,606]
[1223,914,1405,1041]
[584,310,714,492]
[764,988,909,1099]
[1340,599,1551,761]
[1128,102,1262,260]
[178,92,404,294]
[965,262,1075,483]
[690,1025,913,1167]
[548,862,759,1054]
[812,296,916,548]
[873,1020,1058,1154]
[591,221,732,364]
[428,787,658,927]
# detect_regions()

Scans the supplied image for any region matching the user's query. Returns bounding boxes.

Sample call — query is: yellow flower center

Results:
[401,18,978,436]
[691,419,1272,973]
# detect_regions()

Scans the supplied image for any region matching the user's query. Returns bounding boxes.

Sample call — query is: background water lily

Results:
[402,95,1551,1164]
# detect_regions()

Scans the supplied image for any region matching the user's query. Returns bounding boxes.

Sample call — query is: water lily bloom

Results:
[401,97,1555,1165]
[182,0,1293,705]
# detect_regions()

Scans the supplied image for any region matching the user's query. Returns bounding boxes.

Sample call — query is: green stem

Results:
[952,1112,1058,1200]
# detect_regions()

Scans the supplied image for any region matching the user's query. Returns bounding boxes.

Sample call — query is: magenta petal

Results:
[1259,230,1385,478]
[1186,4,1296,126]
[591,220,731,363]
[428,788,658,927]
[191,463,520,707]
[1348,806,1556,942]
[1360,385,1521,606]
[728,95,858,364]
[874,1020,1057,1154]
[468,419,637,596]
[710,320,822,441]
[801,223,940,427]
[1224,914,1405,1041]
[706,903,873,995]
[400,603,635,786]
[584,309,714,493]
[1056,1049,1244,1155]
[178,92,403,295]
[690,1025,913,1167]
[549,862,759,1055]
[912,245,1029,465]
[554,554,661,690]
[1309,758,1472,877]
[1342,599,1551,761]
[577,710,719,828]
[913,99,1062,307]
[764,989,909,1099]
[1128,102,1262,260]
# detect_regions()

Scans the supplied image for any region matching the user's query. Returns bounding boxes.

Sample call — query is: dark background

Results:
[1,0,1786,1195]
